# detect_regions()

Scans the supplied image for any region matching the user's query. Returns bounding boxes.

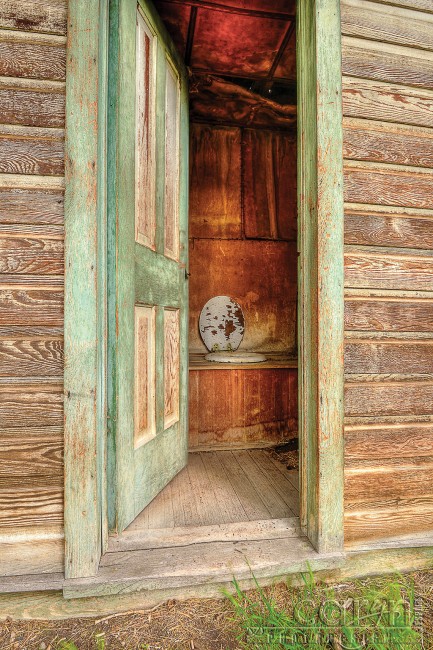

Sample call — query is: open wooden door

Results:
[108,0,189,532]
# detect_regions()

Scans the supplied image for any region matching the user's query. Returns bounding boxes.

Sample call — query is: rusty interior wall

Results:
[188,116,298,449]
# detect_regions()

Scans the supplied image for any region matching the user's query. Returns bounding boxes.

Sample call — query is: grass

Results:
[227,570,424,649]
[1,570,431,649]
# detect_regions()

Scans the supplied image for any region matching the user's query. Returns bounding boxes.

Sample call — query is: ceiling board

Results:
[275,26,296,80]
[154,0,295,20]
[191,9,288,77]
[154,1,191,57]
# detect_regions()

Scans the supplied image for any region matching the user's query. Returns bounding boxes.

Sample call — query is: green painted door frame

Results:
[64,0,109,578]
[64,0,345,580]
[297,0,345,554]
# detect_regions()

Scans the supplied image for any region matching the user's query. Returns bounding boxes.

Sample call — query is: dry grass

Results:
[1,570,432,649]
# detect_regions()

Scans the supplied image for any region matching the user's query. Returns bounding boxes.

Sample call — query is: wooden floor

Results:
[127,449,299,531]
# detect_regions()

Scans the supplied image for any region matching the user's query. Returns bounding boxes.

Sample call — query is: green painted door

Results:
[108,0,189,532]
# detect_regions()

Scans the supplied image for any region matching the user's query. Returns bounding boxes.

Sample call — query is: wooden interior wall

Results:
[0,0,66,575]
[341,0,433,545]
[188,121,298,449]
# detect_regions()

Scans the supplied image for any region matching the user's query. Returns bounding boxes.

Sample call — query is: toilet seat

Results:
[199,296,266,364]
[205,351,267,364]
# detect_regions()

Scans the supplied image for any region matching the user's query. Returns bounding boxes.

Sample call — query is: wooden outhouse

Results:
[0,0,433,618]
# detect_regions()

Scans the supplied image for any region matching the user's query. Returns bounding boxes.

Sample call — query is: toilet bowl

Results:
[199,296,266,363]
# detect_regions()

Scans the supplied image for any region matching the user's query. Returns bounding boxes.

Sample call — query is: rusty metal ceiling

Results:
[153,0,296,85]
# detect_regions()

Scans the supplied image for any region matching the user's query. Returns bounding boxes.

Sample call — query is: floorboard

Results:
[127,450,299,532]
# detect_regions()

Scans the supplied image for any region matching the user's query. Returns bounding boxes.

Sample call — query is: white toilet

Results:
[199,296,266,363]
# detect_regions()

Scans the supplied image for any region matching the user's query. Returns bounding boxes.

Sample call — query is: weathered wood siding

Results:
[0,0,66,575]
[341,0,433,544]
[189,122,298,449]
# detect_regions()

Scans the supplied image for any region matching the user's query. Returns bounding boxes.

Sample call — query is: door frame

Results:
[297,0,345,554]
[64,0,345,580]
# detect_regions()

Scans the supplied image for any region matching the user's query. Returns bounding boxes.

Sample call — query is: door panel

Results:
[108,0,189,532]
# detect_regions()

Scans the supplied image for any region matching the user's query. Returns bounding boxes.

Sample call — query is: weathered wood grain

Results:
[345,338,433,374]
[345,380,433,416]
[0,289,63,326]
[243,129,297,241]
[0,236,63,275]
[0,0,67,35]
[0,223,64,238]
[189,368,297,449]
[344,161,433,210]
[0,338,63,377]
[0,438,62,477]
[341,0,433,51]
[345,422,433,460]
[164,309,180,430]
[134,306,156,444]
[344,206,433,249]
[342,76,433,128]
[0,187,64,225]
[0,31,66,81]
[0,382,63,428]
[189,124,242,239]
[372,0,433,11]
[0,125,64,176]
[0,526,63,577]
[345,499,433,544]
[345,457,433,503]
[113,518,301,551]
[0,486,63,527]
[344,246,433,291]
[297,0,345,553]
[345,295,433,331]
[343,118,433,169]
[343,37,433,91]
[0,77,65,128]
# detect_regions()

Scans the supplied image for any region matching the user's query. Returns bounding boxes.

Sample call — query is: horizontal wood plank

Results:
[0,486,63,527]
[345,422,433,460]
[0,289,63,325]
[0,236,63,275]
[345,246,433,291]
[372,0,433,13]
[0,526,63,577]
[0,0,67,35]
[343,118,433,169]
[345,206,433,249]
[345,458,433,504]
[342,37,433,91]
[0,124,64,176]
[345,338,433,373]
[345,380,433,416]
[0,78,65,128]
[344,161,433,210]
[345,499,433,544]
[0,437,62,477]
[0,338,63,377]
[0,35,66,81]
[342,76,433,128]
[345,295,433,331]
[0,187,64,224]
[0,382,63,427]
[341,0,433,51]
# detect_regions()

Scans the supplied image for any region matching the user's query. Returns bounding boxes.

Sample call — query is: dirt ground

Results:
[1,570,432,650]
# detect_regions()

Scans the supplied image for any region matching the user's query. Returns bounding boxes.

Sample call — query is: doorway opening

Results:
[115,0,300,544]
